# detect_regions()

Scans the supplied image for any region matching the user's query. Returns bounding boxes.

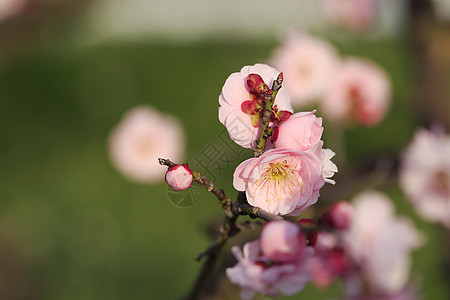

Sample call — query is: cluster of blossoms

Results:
[107,32,427,300]
[270,31,391,127]
[227,191,422,299]
[226,221,313,299]
[219,63,337,216]
[216,63,421,299]
[148,59,424,299]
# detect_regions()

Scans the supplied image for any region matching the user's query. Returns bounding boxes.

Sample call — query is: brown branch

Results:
[159,158,282,299]
[158,157,175,168]
[196,214,239,262]
[236,220,264,230]
[159,157,233,216]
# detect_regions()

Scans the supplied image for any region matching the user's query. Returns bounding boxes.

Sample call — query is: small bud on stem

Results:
[165,163,194,191]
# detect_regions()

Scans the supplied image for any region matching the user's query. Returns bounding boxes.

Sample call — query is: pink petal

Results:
[221,72,250,106]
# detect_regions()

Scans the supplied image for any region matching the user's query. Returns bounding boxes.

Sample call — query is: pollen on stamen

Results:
[255,159,302,205]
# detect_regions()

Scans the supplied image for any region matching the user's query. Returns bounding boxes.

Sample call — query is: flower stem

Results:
[253,72,283,158]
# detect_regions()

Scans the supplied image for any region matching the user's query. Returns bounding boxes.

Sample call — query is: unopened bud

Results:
[165,163,193,191]
[246,73,269,95]
[319,201,353,230]
[241,100,259,115]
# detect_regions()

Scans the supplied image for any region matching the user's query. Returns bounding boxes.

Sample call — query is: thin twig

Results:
[236,220,264,230]
[159,157,233,216]
[253,72,283,158]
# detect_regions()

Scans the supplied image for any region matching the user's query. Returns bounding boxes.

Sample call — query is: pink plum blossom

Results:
[165,164,193,191]
[233,148,325,216]
[321,58,390,126]
[270,31,340,107]
[226,240,313,299]
[400,128,450,228]
[342,191,422,296]
[273,111,338,184]
[109,106,184,183]
[319,0,378,32]
[218,64,293,149]
[273,111,324,151]
[260,220,306,263]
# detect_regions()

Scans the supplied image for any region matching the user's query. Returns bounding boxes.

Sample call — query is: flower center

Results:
[253,160,302,202]
[298,63,312,78]
[430,170,450,197]
[263,161,292,183]
[134,137,154,157]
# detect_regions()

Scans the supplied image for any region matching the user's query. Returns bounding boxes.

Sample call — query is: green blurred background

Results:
[0,1,449,299]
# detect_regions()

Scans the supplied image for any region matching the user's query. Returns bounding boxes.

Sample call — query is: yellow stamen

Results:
[253,160,301,203]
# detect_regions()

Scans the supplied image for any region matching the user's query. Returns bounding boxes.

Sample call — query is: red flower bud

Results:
[241,100,259,115]
[165,163,193,191]
[246,73,269,95]
[319,201,353,230]
[276,110,293,124]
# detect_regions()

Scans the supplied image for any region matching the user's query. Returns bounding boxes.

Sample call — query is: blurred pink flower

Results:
[233,148,325,216]
[226,240,313,299]
[400,128,450,228]
[321,58,391,126]
[344,274,418,300]
[219,64,293,149]
[271,31,339,107]
[342,191,422,296]
[165,164,193,191]
[109,106,184,184]
[319,201,353,230]
[273,111,338,184]
[319,0,378,32]
[260,220,306,263]
[308,231,350,288]
[0,0,26,22]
